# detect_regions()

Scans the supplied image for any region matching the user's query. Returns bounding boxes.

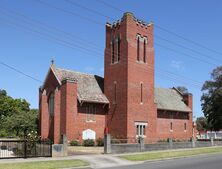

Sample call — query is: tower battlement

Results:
[106,12,153,30]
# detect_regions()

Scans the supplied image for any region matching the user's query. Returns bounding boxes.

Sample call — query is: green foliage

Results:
[157,139,168,142]
[27,130,40,142]
[83,139,95,146]
[0,89,7,98]
[70,140,80,146]
[0,88,38,137]
[96,137,104,146]
[0,129,8,137]
[196,117,210,131]
[201,66,222,131]
[111,139,121,144]
[3,110,38,137]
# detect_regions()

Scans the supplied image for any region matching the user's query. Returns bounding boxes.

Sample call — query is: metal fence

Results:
[0,139,52,159]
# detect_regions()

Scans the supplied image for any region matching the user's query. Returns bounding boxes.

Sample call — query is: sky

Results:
[0,0,222,119]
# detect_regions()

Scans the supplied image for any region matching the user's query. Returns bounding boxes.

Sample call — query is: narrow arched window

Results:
[114,81,117,104]
[140,83,143,103]
[49,92,54,117]
[170,122,173,131]
[112,39,115,64]
[117,37,120,62]
[184,123,187,131]
[137,37,140,61]
[143,39,146,63]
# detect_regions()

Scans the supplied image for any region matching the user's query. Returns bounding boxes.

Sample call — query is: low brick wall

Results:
[105,136,222,154]
[52,144,67,157]
[111,144,140,154]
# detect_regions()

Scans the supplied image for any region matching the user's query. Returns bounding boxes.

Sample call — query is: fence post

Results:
[62,135,68,156]
[192,137,196,148]
[139,137,145,152]
[104,134,111,154]
[211,137,214,146]
[168,138,173,149]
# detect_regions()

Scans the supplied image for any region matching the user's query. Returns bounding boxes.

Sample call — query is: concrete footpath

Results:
[0,154,136,169]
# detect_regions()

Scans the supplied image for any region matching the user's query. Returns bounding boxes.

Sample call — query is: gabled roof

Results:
[54,68,109,104]
[46,66,191,111]
[154,87,191,112]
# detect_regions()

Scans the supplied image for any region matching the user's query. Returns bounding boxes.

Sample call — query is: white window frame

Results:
[135,122,147,138]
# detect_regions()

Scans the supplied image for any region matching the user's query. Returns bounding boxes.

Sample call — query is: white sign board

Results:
[82,129,96,140]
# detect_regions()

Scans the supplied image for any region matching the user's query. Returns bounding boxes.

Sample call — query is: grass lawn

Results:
[121,147,222,161]
[0,159,89,169]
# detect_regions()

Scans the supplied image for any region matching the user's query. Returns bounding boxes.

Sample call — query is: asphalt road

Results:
[80,153,222,169]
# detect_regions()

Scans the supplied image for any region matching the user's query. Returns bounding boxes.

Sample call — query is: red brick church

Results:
[39,13,193,144]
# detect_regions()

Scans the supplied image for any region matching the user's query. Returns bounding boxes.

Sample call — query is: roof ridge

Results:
[155,87,174,90]
[56,67,103,78]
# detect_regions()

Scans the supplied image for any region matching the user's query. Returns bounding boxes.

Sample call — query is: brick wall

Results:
[39,68,107,143]
[104,12,157,141]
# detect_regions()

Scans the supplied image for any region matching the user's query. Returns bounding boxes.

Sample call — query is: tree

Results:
[201,66,222,131]
[3,109,38,137]
[176,86,188,94]
[0,89,7,98]
[0,88,37,137]
[0,95,30,120]
[196,117,210,131]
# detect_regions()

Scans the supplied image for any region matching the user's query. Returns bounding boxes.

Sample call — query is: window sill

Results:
[136,60,147,64]
[136,135,146,138]
[111,61,120,65]
[170,130,173,132]
[86,120,96,123]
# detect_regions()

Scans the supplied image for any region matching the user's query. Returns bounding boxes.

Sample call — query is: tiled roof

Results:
[154,87,191,112]
[54,68,109,104]
[53,68,191,111]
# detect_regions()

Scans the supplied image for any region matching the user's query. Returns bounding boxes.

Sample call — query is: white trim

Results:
[135,122,148,126]
[136,135,147,138]
[42,66,61,89]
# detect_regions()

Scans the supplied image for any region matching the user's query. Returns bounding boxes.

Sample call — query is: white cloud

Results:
[170,60,184,70]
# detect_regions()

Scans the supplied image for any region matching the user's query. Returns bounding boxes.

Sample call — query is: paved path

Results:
[0,154,135,168]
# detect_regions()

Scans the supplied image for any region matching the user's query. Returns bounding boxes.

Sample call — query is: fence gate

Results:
[0,140,52,159]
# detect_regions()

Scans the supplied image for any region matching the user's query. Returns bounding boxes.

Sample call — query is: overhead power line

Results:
[95,0,125,13]
[155,24,222,56]
[0,62,42,83]
[95,0,222,57]
[62,0,222,65]
[0,1,205,88]
[0,15,202,88]
[36,0,103,25]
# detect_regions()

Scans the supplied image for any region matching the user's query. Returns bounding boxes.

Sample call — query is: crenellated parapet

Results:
[106,12,153,30]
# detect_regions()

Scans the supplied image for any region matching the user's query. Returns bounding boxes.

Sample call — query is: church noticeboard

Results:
[82,129,96,140]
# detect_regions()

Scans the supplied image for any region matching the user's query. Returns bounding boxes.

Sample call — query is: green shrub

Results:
[111,139,121,144]
[96,138,104,146]
[70,140,80,146]
[83,139,95,147]
[0,130,7,137]
[157,139,167,142]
